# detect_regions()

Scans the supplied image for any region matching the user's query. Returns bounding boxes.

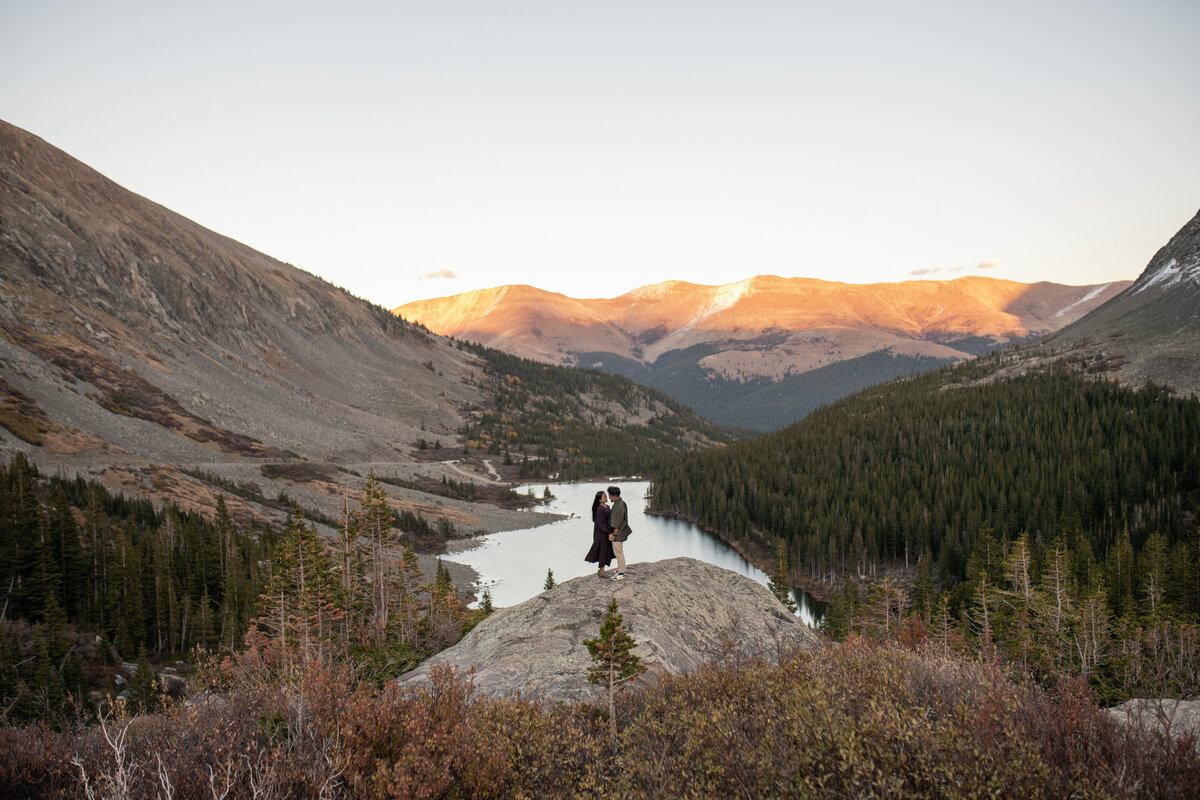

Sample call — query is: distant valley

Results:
[396,276,1129,430]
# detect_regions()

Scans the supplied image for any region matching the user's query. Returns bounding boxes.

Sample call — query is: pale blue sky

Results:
[3,0,1198,306]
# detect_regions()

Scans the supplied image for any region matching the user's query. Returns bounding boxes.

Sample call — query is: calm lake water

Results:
[446,481,826,627]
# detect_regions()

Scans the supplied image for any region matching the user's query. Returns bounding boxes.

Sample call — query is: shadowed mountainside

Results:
[0,119,726,531]
[1040,208,1200,394]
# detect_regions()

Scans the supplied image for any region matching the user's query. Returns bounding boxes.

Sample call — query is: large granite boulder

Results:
[1108,699,1200,750]
[401,557,823,701]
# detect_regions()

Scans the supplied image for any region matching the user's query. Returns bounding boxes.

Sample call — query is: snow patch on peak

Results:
[1135,256,1200,294]
[1053,284,1112,318]
[712,277,757,307]
[681,279,756,331]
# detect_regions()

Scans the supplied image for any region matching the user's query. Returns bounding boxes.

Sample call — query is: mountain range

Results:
[2,111,1194,530]
[0,119,723,532]
[396,276,1129,430]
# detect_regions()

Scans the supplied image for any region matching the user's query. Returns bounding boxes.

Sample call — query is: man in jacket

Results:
[607,485,631,580]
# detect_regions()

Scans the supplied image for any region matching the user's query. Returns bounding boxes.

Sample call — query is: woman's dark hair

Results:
[591,490,605,519]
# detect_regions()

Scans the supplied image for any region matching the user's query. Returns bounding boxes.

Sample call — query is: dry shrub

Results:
[611,638,1200,800]
[53,654,353,800]
[339,664,485,799]
[3,639,1198,799]
[0,723,77,799]
[469,695,610,799]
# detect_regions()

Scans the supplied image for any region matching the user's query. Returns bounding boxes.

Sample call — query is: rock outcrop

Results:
[401,557,823,701]
[1108,699,1200,751]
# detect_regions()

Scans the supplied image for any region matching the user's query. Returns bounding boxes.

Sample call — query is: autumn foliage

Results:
[2,638,1197,799]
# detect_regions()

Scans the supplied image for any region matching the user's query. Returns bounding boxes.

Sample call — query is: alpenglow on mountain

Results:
[396,275,1129,430]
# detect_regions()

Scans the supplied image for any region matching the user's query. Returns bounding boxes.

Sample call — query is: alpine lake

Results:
[444,480,826,628]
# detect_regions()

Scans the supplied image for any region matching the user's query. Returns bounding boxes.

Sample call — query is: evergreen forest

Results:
[0,457,475,727]
[0,453,276,722]
[653,357,1200,698]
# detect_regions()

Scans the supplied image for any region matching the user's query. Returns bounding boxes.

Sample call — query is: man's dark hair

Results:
[607,485,621,497]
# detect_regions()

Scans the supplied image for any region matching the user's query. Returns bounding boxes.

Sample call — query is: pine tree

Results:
[30,636,65,720]
[389,544,424,646]
[861,577,908,639]
[251,510,344,670]
[1032,539,1075,677]
[48,488,85,619]
[360,473,397,645]
[127,648,162,714]
[543,568,556,591]
[911,554,935,620]
[425,559,466,651]
[336,492,362,641]
[767,540,797,613]
[1000,532,1037,674]
[1072,585,1111,677]
[819,578,860,640]
[1140,532,1171,616]
[928,593,956,658]
[1,453,41,621]
[584,598,647,755]
[1106,527,1137,617]
[969,573,997,663]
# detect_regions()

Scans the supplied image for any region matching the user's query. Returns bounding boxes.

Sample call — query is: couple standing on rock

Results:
[586,485,632,580]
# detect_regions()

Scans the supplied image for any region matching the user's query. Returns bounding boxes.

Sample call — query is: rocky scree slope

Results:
[1042,208,1200,394]
[0,120,722,530]
[0,119,468,468]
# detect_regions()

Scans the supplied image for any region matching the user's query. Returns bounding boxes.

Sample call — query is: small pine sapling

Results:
[544,568,556,590]
[584,598,647,754]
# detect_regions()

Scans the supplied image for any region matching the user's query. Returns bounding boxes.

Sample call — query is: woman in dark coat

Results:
[584,489,615,578]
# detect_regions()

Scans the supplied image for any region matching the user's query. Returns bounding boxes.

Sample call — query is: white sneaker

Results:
[615,573,626,580]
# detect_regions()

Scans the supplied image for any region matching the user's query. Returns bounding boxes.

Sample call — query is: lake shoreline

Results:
[442,481,826,625]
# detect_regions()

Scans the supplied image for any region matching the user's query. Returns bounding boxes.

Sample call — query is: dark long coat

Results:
[585,503,615,567]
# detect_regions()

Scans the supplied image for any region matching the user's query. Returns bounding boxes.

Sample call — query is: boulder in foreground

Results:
[401,557,823,701]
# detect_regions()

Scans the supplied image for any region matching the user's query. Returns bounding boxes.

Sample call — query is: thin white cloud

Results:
[909,261,1000,277]
[411,269,458,281]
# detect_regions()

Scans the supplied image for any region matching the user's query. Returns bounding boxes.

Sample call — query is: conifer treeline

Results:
[651,365,1200,618]
[0,460,474,724]
[821,527,1200,701]
[0,453,276,721]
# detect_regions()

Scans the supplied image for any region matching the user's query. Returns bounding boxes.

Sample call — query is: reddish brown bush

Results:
[0,723,77,799]
[2,639,1197,799]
